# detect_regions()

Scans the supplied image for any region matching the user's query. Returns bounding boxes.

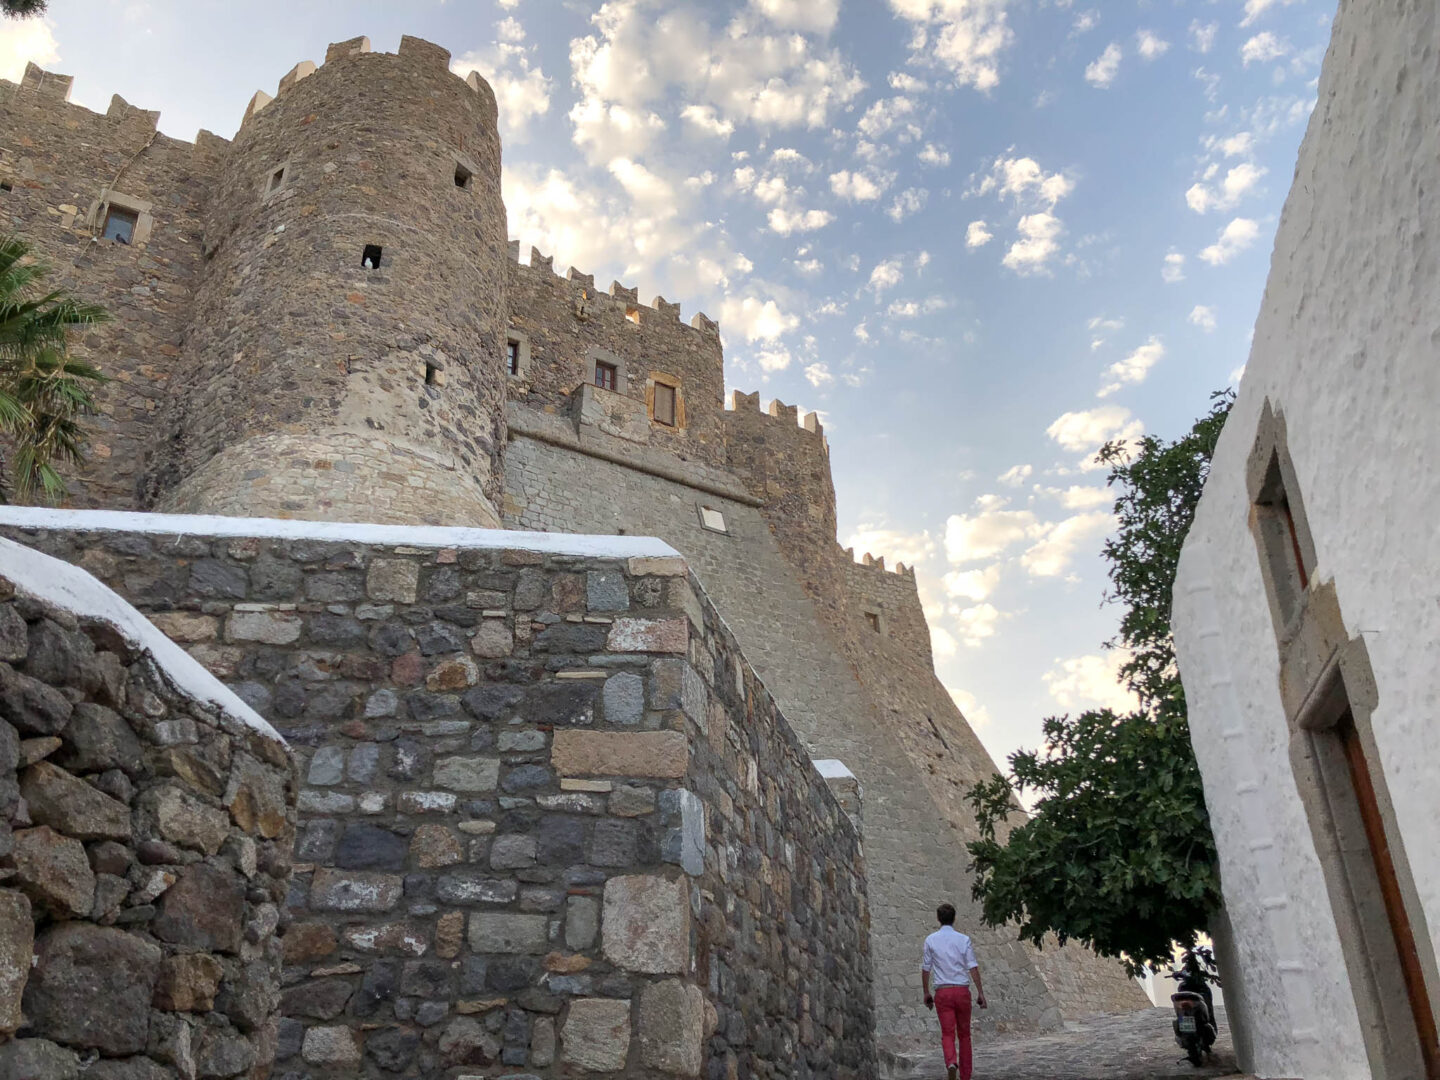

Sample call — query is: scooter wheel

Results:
[1186,1043,1204,1067]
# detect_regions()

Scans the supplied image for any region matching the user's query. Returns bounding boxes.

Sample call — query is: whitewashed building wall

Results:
[1172,1,1440,1078]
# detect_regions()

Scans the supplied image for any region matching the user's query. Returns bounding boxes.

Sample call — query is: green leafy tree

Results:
[966,390,1234,977]
[0,236,107,502]
[1,0,47,18]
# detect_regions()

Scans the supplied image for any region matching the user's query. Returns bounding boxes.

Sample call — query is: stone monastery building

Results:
[0,35,1143,1077]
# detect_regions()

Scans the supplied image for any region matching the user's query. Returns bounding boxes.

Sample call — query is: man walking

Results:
[922,902,987,1080]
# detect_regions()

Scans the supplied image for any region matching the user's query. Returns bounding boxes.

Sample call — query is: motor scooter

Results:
[1169,963,1218,1066]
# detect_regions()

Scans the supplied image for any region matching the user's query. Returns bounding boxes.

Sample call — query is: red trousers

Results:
[935,985,973,1079]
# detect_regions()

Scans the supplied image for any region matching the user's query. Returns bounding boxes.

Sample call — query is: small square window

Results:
[267,166,285,193]
[455,163,472,188]
[595,361,618,391]
[362,244,382,269]
[699,506,727,533]
[653,381,677,426]
[0,181,12,193]
[625,306,640,325]
[507,340,521,376]
[102,206,138,245]
[425,362,444,387]
[864,611,881,634]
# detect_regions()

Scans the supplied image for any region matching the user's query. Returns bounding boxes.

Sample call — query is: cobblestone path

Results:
[882,1007,1246,1080]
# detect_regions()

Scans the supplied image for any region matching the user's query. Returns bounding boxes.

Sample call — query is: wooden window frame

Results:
[646,372,684,430]
[594,361,618,392]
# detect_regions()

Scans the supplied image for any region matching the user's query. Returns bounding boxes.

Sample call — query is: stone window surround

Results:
[861,605,885,635]
[452,149,478,190]
[261,160,291,200]
[586,345,627,395]
[646,371,684,431]
[1246,400,1440,1080]
[506,330,531,378]
[85,189,154,248]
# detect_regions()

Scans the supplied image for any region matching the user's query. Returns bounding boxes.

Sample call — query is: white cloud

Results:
[452,29,553,141]
[1189,305,1217,332]
[954,603,1002,646]
[948,687,993,728]
[1189,20,1218,53]
[1240,0,1301,28]
[887,300,920,318]
[1162,251,1186,283]
[749,0,841,33]
[757,347,793,372]
[997,463,1032,487]
[1209,131,1255,157]
[931,625,960,657]
[887,0,1015,92]
[568,0,865,156]
[1020,510,1113,577]
[719,296,800,341]
[794,257,823,275]
[1002,212,1063,275]
[1051,485,1113,510]
[767,206,835,235]
[889,71,929,93]
[569,97,667,160]
[1186,161,1267,213]
[944,495,1045,563]
[1135,30,1170,61]
[1099,335,1165,396]
[1046,405,1144,459]
[918,143,951,167]
[680,104,735,138]
[846,524,937,567]
[943,564,1003,602]
[607,157,676,209]
[868,257,905,292]
[1043,651,1138,714]
[770,147,812,169]
[804,362,834,386]
[1072,9,1099,35]
[830,169,892,201]
[966,220,994,248]
[981,156,1074,208]
[857,95,918,138]
[887,187,928,221]
[1241,31,1290,66]
[1199,217,1261,265]
[1085,42,1123,88]
[0,16,58,83]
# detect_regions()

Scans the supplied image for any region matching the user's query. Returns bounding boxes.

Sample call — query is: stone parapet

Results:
[0,510,874,1078]
[0,539,295,1078]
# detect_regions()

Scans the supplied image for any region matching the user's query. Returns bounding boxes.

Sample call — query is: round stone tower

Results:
[149,36,508,526]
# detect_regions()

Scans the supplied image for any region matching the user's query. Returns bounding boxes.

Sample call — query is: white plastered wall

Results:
[1172,2,1440,1078]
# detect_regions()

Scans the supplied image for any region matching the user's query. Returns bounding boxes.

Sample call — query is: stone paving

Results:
[882,1006,1247,1080]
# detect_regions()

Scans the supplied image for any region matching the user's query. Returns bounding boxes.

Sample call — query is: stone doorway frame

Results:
[1246,400,1440,1080]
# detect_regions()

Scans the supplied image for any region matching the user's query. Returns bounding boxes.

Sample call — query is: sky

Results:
[1,0,1334,769]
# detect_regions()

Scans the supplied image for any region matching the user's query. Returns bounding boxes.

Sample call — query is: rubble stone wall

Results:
[1,512,874,1078]
[0,540,295,1079]
[505,250,727,469]
[0,62,223,511]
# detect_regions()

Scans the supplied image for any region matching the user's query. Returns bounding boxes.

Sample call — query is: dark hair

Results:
[936,903,956,926]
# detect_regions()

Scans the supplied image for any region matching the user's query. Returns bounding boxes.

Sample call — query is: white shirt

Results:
[922,926,978,987]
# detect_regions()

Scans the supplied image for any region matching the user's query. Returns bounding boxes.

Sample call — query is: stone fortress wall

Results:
[1,511,873,1079]
[0,537,295,1079]
[0,32,1147,1050]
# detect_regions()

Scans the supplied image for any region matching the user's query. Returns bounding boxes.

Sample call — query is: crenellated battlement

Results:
[842,547,918,578]
[507,240,719,340]
[239,34,487,131]
[2,62,231,158]
[725,390,827,444]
